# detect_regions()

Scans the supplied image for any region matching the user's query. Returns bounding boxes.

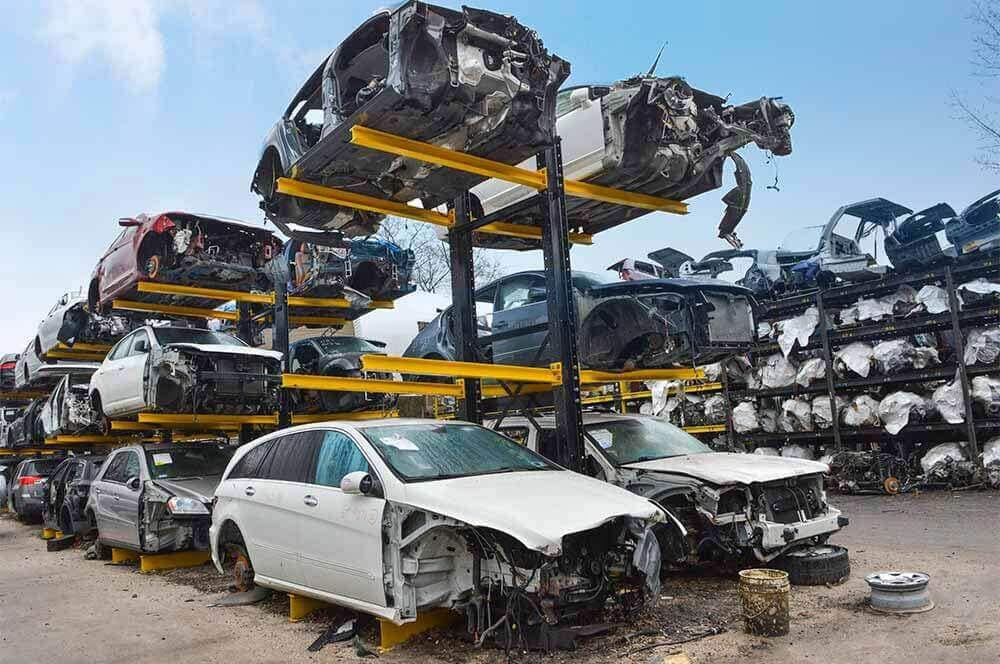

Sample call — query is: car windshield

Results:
[25,459,62,476]
[144,447,233,480]
[152,328,247,347]
[572,271,616,289]
[362,423,557,482]
[314,337,383,354]
[778,226,824,253]
[586,418,711,466]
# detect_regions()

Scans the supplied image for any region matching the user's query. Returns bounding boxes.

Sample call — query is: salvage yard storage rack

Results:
[728,250,1000,467]
[266,124,696,470]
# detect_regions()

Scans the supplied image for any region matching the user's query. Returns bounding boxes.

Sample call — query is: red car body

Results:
[88,212,282,312]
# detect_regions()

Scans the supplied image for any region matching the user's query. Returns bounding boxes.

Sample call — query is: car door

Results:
[92,452,128,543]
[298,429,386,606]
[117,330,152,414]
[95,332,138,414]
[491,274,551,366]
[113,451,142,549]
[234,434,315,586]
[101,227,139,297]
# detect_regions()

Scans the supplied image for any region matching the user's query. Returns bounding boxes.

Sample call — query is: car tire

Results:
[774,544,850,586]
[91,393,111,436]
[60,505,74,535]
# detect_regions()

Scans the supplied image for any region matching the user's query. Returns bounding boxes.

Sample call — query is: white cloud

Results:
[36,0,305,94]
[39,0,166,92]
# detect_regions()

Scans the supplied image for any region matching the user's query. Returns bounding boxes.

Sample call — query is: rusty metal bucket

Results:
[738,568,790,636]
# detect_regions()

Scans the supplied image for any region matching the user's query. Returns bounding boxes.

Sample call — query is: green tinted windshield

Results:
[586,418,711,466]
[362,423,556,482]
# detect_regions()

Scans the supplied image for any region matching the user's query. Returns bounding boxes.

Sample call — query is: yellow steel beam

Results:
[350,125,688,215]
[288,315,347,327]
[56,342,112,353]
[139,549,211,573]
[479,382,554,398]
[45,435,122,445]
[138,413,278,426]
[283,373,464,397]
[137,281,272,304]
[111,548,140,563]
[578,367,705,383]
[276,178,592,245]
[113,300,239,321]
[369,300,395,309]
[678,382,723,394]
[0,391,50,400]
[43,350,106,362]
[378,609,461,652]
[361,355,560,384]
[581,390,652,406]
[291,410,399,424]
[288,593,331,623]
[683,424,727,434]
[40,528,58,540]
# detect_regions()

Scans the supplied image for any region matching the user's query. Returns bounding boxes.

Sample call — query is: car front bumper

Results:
[758,506,845,551]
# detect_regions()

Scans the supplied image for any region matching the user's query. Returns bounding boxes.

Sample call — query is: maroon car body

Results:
[88,212,282,312]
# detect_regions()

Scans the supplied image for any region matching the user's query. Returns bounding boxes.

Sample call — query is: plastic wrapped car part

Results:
[812,395,846,429]
[916,285,950,315]
[920,442,975,486]
[779,398,813,432]
[843,286,919,325]
[703,395,727,423]
[702,362,723,382]
[872,339,940,374]
[957,278,1000,307]
[964,327,1000,365]
[732,401,760,433]
[842,395,881,427]
[834,342,875,378]
[760,353,797,388]
[759,408,778,433]
[757,322,773,340]
[854,295,892,322]
[753,446,780,456]
[777,306,819,357]
[795,357,826,387]
[878,391,929,435]
[646,380,684,417]
[931,371,966,424]
[781,444,815,460]
[971,375,1000,416]
[983,437,1000,489]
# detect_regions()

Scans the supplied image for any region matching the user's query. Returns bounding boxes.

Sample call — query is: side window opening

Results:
[227,440,275,480]
[103,454,128,483]
[331,16,390,120]
[258,433,322,483]
[313,430,370,488]
[499,427,530,447]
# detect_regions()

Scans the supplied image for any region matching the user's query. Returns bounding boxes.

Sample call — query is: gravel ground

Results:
[0,491,997,663]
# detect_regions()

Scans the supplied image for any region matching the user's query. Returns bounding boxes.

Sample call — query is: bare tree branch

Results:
[377,216,507,293]
[957,1,1000,170]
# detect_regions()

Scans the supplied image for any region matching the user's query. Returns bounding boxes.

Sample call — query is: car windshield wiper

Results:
[624,454,673,464]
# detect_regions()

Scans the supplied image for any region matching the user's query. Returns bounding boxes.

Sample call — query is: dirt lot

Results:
[1,491,997,664]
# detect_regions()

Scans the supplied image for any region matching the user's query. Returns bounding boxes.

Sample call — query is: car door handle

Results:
[112,494,120,501]
[303,495,318,507]
[244,486,255,497]
[93,488,101,495]
[494,322,509,330]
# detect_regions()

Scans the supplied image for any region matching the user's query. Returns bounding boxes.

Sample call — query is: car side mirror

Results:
[118,218,141,227]
[126,476,141,492]
[340,471,374,495]
[526,287,547,303]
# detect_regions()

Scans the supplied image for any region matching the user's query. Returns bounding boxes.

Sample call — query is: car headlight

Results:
[166,496,210,515]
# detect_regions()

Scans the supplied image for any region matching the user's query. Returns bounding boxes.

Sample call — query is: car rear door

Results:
[233,434,313,586]
[91,452,127,543]
[491,274,551,367]
[101,227,139,298]
[297,429,386,606]
[113,451,142,549]
[95,333,137,414]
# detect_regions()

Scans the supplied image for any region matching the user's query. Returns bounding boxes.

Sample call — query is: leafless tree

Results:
[377,217,506,293]
[956,0,1000,170]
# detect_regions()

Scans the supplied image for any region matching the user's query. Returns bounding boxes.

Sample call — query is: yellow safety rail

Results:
[113,300,239,321]
[360,355,560,384]
[136,281,395,310]
[682,424,727,434]
[283,373,464,398]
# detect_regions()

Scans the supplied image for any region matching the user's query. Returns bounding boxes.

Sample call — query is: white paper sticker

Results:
[382,435,419,451]
[152,453,173,466]
[590,429,614,449]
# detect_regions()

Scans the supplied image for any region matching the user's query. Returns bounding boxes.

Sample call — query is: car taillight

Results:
[18,475,41,487]
[0,362,15,370]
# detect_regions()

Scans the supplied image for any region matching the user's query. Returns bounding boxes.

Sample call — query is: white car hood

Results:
[396,470,663,554]
[164,343,282,361]
[623,452,829,485]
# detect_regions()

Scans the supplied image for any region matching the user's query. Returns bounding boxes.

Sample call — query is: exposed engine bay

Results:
[54,305,130,351]
[383,505,661,651]
[145,346,282,415]
[139,482,212,553]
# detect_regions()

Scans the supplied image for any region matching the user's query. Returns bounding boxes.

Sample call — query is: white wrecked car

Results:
[494,413,849,581]
[210,420,671,650]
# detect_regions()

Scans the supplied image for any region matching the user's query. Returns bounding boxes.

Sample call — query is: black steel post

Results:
[237,302,253,344]
[945,267,980,463]
[538,141,584,471]
[815,293,843,449]
[720,368,736,450]
[273,277,291,428]
[449,192,482,423]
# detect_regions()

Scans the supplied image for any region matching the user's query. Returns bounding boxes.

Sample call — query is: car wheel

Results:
[228,543,255,592]
[144,254,161,279]
[91,393,111,436]
[774,544,850,586]
[60,506,74,535]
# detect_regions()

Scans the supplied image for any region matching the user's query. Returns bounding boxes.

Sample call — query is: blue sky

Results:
[0,0,995,352]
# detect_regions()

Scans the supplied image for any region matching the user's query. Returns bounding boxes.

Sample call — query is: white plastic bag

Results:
[812,395,845,429]
[759,408,778,433]
[916,285,949,315]
[842,395,880,427]
[972,375,1000,416]
[795,357,826,387]
[878,391,928,435]
[753,447,780,457]
[781,444,815,460]
[931,371,965,424]
[964,327,1000,365]
[872,339,940,374]
[703,395,728,423]
[780,398,813,432]
[732,401,760,433]
[920,442,968,473]
[834,342,874,378]
[778,307,819,357]
[761,353,797,388]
